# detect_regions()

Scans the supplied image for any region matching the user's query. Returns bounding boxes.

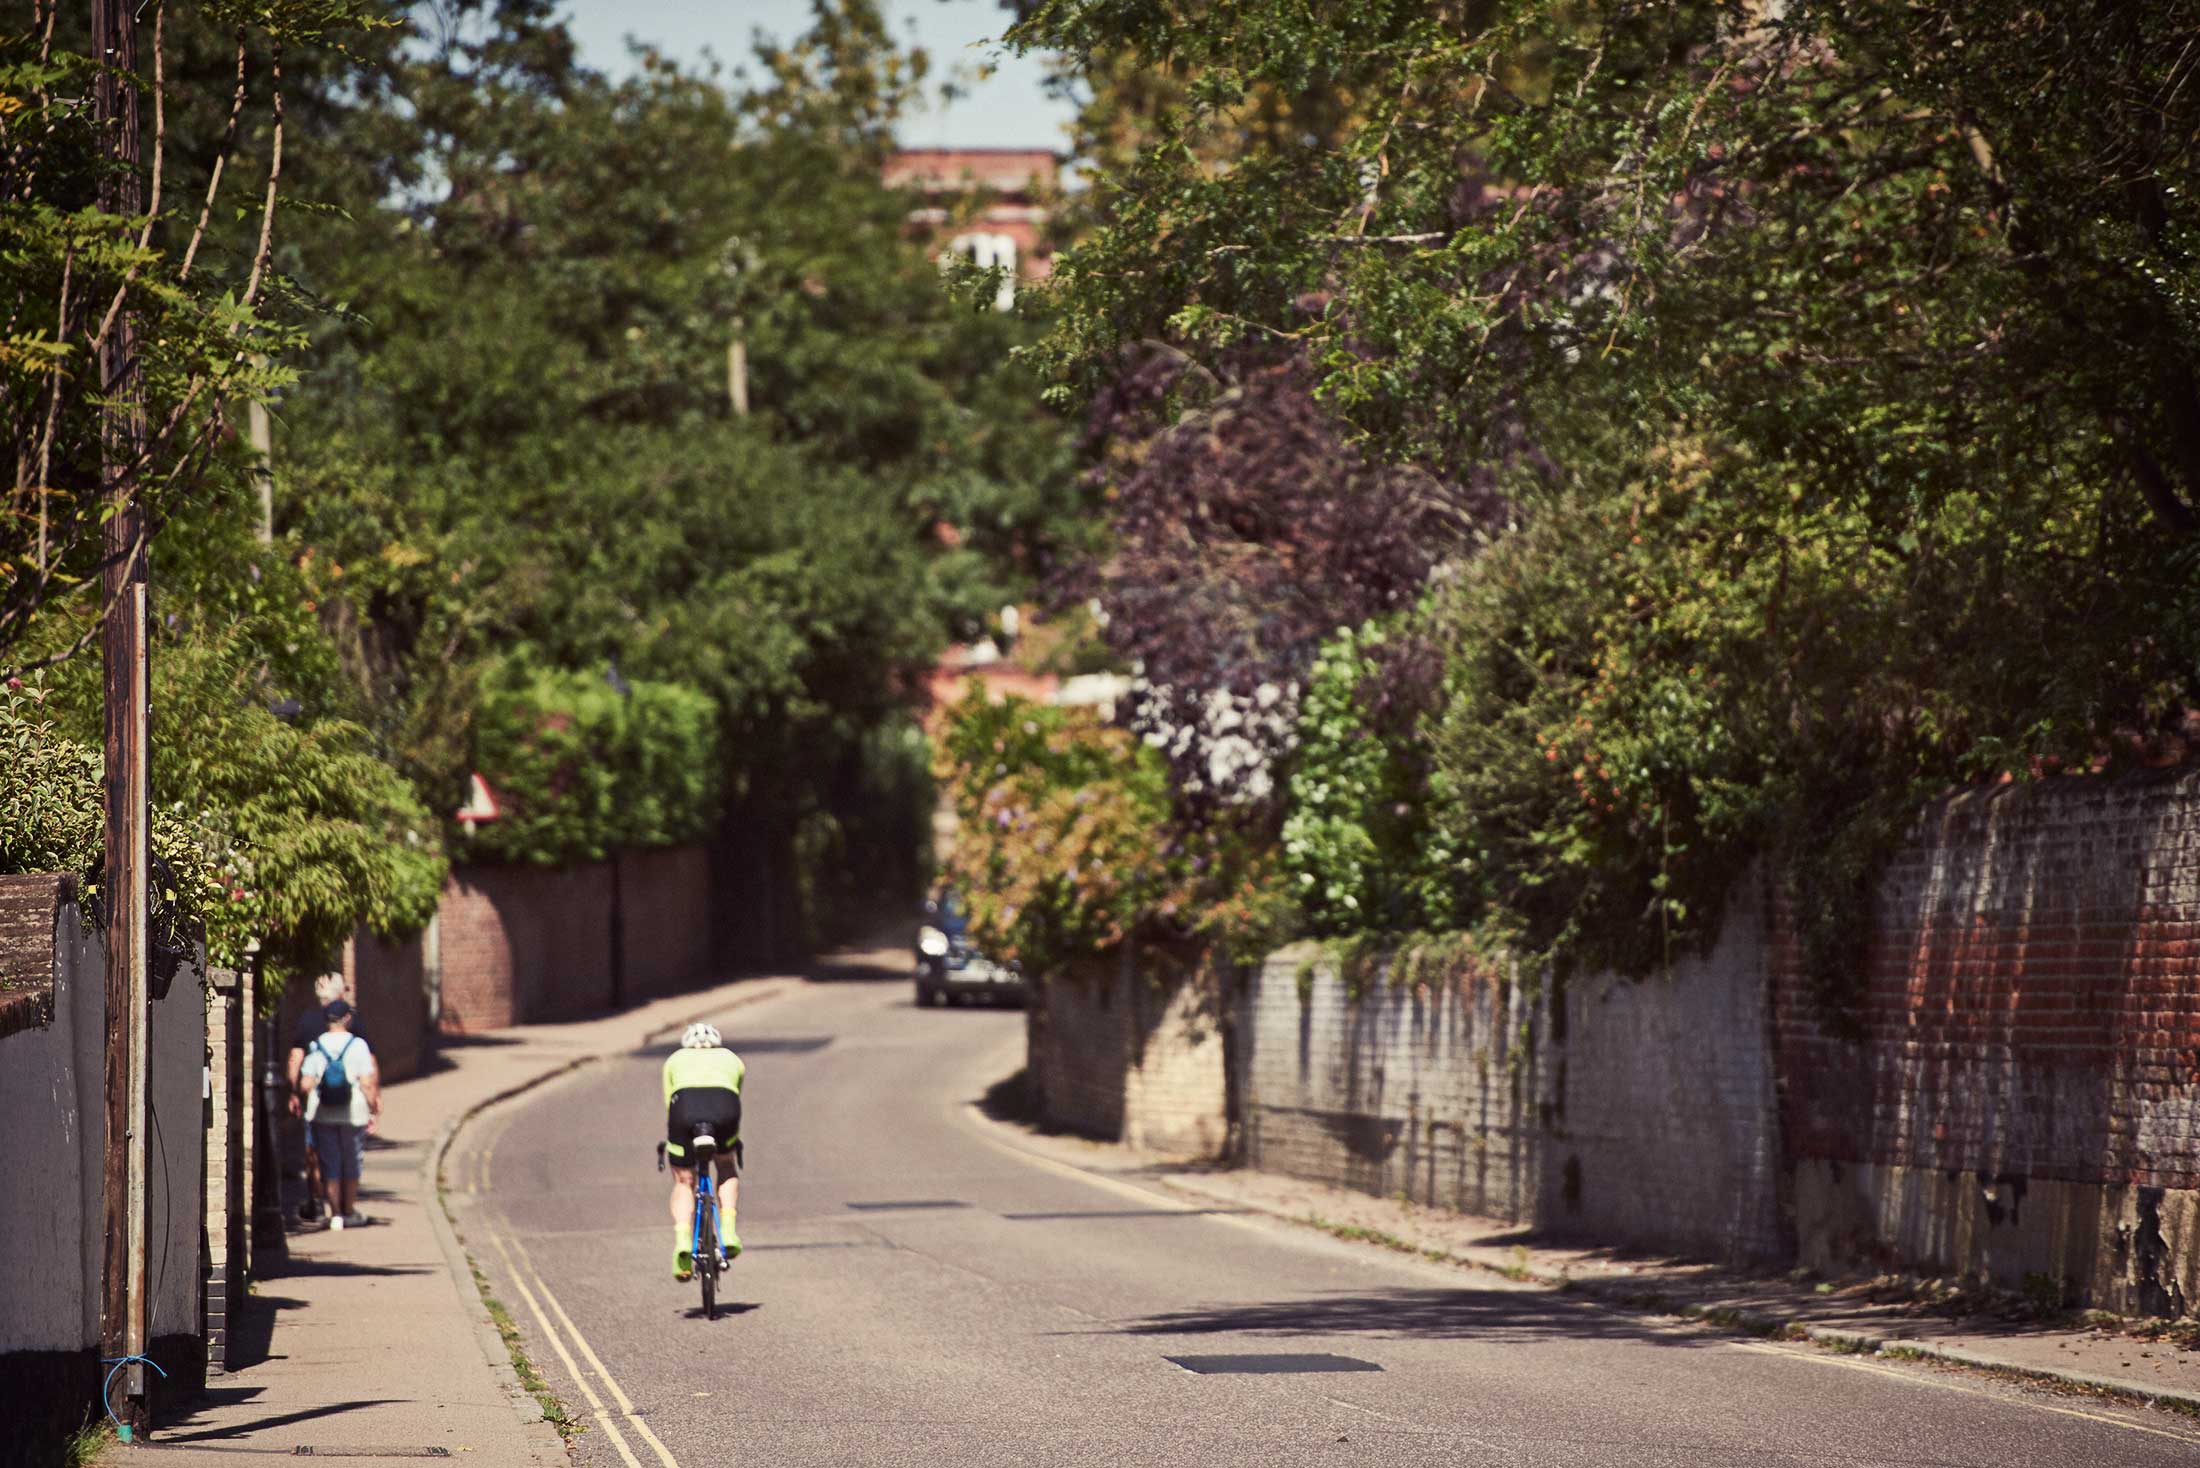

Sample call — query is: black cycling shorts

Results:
[666,1086,742,1168]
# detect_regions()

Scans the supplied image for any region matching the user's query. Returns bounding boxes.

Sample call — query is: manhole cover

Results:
[1003,1208,1247,1221]
[724,1036,833,1054]
[1166,1354,1382,1375]
[845,1199,970,1211]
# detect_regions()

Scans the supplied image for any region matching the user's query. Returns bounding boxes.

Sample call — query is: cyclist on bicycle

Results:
[664,1022,744,1281]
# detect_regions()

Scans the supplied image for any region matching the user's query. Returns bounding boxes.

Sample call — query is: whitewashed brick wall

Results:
[1030,950,1230,1159]
[1244,890,1785,1263]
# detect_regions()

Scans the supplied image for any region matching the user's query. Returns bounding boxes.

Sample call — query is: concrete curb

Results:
[421,977,802,1457]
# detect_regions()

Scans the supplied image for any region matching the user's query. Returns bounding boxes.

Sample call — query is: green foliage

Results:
[1007,0,2200,1002]
[1428,425,2161,986]
[1283,622,1458,938]
[464,664,722,868]
[0,0,388,663]
[148,630,445,981]
[0,681,102,880]
[936,691,1182,972]
[269,0,1081,944]
[936,690,1291,973]
[4,458,447,986]
[0,676,242,979]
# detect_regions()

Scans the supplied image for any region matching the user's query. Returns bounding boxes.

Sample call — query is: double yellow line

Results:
[466,1134,689,1468]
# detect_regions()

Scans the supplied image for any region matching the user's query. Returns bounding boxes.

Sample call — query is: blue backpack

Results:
[315,1035,358,1108]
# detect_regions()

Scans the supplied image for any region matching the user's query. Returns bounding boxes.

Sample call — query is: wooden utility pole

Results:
[94,0,153,1437]
[248,387,274,543]
[727,318,750,418]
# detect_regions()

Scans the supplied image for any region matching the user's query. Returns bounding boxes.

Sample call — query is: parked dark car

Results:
[915,892,1026,1007]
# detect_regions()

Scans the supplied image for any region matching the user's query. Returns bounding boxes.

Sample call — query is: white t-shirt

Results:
[300,1031,378,1127]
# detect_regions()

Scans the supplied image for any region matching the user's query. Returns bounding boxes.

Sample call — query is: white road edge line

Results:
[1725,1340,2200,1445]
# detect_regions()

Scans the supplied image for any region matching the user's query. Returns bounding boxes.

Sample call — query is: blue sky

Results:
[558,1,1076,150]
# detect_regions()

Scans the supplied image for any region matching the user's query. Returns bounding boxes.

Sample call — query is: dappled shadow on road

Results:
[212,1291,298,1373]
[972,1067,1124,1147]
[1100,1285,1734,1350]
[808,947,914,984]
[628,1034,836,1060]
[407,1028,527,1080]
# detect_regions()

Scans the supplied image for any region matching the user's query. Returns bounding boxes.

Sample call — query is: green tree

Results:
[0,0,384,668]
[1006,0,2200,985]
[264,0,1080,945]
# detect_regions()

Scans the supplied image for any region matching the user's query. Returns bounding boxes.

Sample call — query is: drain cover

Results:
[290,1448,450,1458]
[845,1199,969,1211]
[1166,1354,1381,1375]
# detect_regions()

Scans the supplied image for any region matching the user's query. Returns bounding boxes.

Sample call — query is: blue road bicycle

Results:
[656,1131,731,1319]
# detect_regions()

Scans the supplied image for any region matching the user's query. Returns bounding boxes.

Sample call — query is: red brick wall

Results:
[617,846,713,1002]
[434,849,717,1034]
[436,863,616,1033]
[1772,771,2200,1190]
[345,930,426,1082]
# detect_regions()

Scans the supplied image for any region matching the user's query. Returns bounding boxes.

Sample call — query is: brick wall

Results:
[1557,892,1788,1260]
[435,849,715,1034]
[203,969,248,1374]
[1224,769,2200,1305]
[344,930,427,1082]
[1244,951,1544,1217]
[617,846,713,1003]
[1029,950,1231,1159]
[436,863,613,1032]
[1245,894,1784,1264]
[1773,769,2200,1315]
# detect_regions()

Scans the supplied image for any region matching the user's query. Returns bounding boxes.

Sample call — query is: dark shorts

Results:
[311,1120,364,1183]
[666,1086,742,1167]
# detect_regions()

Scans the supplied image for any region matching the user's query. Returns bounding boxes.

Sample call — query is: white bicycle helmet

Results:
[680,1022,723,1049]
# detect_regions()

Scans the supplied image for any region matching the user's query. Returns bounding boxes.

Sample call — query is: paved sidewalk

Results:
[967,1073,2200,1418]
[134,973,802,1462]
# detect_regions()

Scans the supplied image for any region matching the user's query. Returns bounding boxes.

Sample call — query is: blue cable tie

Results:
[100,1354,168,1441]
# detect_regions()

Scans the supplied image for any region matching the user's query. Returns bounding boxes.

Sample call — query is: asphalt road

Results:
[450,969,2200,1467]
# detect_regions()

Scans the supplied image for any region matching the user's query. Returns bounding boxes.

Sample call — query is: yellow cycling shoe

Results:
[673,1248,693,1281]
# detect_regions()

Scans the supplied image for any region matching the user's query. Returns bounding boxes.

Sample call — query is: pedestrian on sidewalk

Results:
[287,972,371,1220]
[298,1000,381,1230]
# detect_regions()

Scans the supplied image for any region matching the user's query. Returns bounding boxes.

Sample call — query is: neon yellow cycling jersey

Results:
[662,1045,745,1107]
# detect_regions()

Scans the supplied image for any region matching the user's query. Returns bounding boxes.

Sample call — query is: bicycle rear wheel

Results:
[696,1191,718,1320]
